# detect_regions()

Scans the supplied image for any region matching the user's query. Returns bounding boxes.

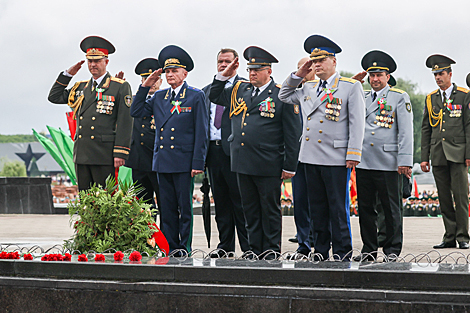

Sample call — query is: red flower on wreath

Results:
[63,253,72,261]
[94,254,106,262]
[23,253,33,260]
[78,254,88,262]
[0,251,20,259]
[129,251,142,262]
[114,251,124,261]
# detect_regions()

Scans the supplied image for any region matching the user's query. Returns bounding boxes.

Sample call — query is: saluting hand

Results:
[295,59,314,78]
[398,166,412,179]
[142,68,163,87]
[115,71,125,80]
[351,71,367,84]
[67,60,85,76]
[221,57,239,78]
[420,162,430,173]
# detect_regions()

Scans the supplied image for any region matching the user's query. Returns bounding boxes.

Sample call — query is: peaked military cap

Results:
[426,54,455,73]
[466,73,470,88]
[244,46,278,69]
[362,50,396,73]
[304,35,341,60]
[159,45,194,72]
[80,36,115,60]
[135,58,161,77]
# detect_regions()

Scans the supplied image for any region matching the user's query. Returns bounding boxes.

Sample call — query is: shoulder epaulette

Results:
[427,89,439,97]
[188,86,201,92]
[457,86,469,93]
[155,88,168,93]
[390,87,405,94]
[110,77,125,84]
[237,80,250,84]
[305,79,319,84]
[276,84,282,88]
[340,77,357,84]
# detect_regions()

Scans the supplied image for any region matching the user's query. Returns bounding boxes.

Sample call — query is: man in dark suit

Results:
[209,46,302,258]
[48,36,133,191]
[126,58,162,212]
[202,48,249,257]
[131,45,208,254]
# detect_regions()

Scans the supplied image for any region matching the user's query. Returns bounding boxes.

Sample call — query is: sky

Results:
[1,0,470,135]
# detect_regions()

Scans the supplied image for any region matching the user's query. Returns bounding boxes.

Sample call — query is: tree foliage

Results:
[0,134,38,143]
[0,159,26,177]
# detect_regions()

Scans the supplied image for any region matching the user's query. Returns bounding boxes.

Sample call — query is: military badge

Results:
[406,103,412,113]
[446,100,462,117]
[125,95,132,107]
[171,100,182,114]
[294,104,300,115]
[258,97,275,118]
[304,96,311,102]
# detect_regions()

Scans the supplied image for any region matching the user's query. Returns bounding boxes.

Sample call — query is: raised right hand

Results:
[67,61,85,76]
[295,59,313,78]
[142,68,163,87]
[221,57,239,78]
[352,71,367,83]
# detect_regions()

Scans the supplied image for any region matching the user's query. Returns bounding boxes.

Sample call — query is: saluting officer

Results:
[421,55,470,249]
[125,58,162,212]
[209,46,302,258]
[131,45,208,254]
[279,35,365,261]
[48,36,133,191]
[355,50,413,260]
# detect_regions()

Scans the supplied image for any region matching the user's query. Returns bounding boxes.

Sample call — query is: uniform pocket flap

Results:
[227,134,234,142]
[333,140,348,148]
[383,144,399,152]
[101,135,115,142]
[454,137,465,144]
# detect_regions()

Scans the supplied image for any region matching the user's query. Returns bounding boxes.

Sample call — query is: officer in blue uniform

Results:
[126,58,162,213]
[130,46,208,254]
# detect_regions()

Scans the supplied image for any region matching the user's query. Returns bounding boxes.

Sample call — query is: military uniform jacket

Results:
[279,72,365,166]
[209,78,302,177]
[125,114,156,172]
[48,72,133,165]
[130,81,208,173]
[421,83,470,165]
[357,85,413,171]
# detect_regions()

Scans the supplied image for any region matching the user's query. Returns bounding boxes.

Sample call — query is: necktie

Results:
[317,80,326,97]
[170,90,176,102]
[214,105,224,129]
[92,80,97,91]
[372,92,377,102]
[443,91,447,104]
[252,88,260,101]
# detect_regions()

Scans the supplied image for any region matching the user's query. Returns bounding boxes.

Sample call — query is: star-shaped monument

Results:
[15,144,45,170]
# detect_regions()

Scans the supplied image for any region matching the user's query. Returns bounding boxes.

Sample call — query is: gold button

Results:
[160,136,163,140]
[318,139,321,143]
[374,121,377,124]
[92,117,95,120]
[141,142,144,145]
[308,117,311,121]
[160,128,164,131]
[371,143,374,146]
[241,143,244,146]
[443,138,446,141]
[319,130,322,133]
[79,125,82,129]
[91,136,94,140]
[170,136,174,140]
[171,128,175,131]
[171,145,174,149]
[143,117,146,120]
[160,145,163,149]
[80,116,83,120]
[442,129,445,132]
[243,123,247,126]
[78,135,82,138]
[91,126,94,130]
[141,125,145,128]
[141,133,144,137]
[320,120,323,123]
[246,113,250,117]
[443,112,446,115]
[306,137,309,141]
[306,127,310,131]
[443,120,446,123]
[371,132,375,135]
[242,132,245,136]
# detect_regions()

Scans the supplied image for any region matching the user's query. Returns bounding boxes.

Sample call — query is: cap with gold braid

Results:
[135,58,161,77]
[304,35,341,60]
[80,36,115,60]
[361,50,396,73]
[158,45,194,72]
[243,46,278,69]
[426,54,455,73]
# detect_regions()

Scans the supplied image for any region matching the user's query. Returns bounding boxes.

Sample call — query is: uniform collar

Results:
[93,72,107,86]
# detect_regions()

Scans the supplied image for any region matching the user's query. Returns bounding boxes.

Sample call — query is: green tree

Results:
[0,134,39,143]
[0,159,27,177]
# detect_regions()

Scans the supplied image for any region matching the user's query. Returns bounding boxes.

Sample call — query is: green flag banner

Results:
[118,166,133,187]
[47,126,76,184]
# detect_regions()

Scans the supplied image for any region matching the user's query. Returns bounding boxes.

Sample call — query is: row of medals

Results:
[260,105,275,118]
[449,109,462,117]
[325,103,341,122]
[375,109,395,128]
[96,100,114,115]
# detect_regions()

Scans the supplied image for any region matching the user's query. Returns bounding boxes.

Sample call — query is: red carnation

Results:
[7,252,20,259]
[23,253,33,260]
[0,251,8,259]
[94,254,106,262]
[114,251,124,261]
[63,253,72,261]
[78,254,88,262]
[129,251,142,262]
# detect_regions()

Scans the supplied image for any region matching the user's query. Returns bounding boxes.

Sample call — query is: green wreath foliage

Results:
[64,176,160,255]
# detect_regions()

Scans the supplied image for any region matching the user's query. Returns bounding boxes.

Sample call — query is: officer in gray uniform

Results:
[355,50,413,259]
[279,35,365,260]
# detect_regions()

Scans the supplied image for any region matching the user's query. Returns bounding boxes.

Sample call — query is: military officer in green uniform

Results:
[421,54,470,249]
[48,36,133,191]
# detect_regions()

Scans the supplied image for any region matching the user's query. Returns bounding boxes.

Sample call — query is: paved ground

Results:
[0,214,466,257]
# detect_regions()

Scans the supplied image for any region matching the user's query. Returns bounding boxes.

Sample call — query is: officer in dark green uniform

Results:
[421,54,470,249]
[48,36,133,191]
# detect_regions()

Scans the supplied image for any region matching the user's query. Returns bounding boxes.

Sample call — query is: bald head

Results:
[298,57,316,83]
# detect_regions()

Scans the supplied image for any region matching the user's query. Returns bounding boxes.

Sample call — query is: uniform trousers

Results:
[433,162,469,243]
[304,164,352,260]
[76,164,115,191]
[132,169,161,211]
[356,169,402,256]
[236,173,282,255]
[157,172,193,253]
[207,142,249,252]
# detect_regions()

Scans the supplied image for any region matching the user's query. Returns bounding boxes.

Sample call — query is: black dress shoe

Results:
[209,250,230,258]
[433,241,456,249]
[288,236,298,243]
[459,242,469,249]
[353,254,376,262]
